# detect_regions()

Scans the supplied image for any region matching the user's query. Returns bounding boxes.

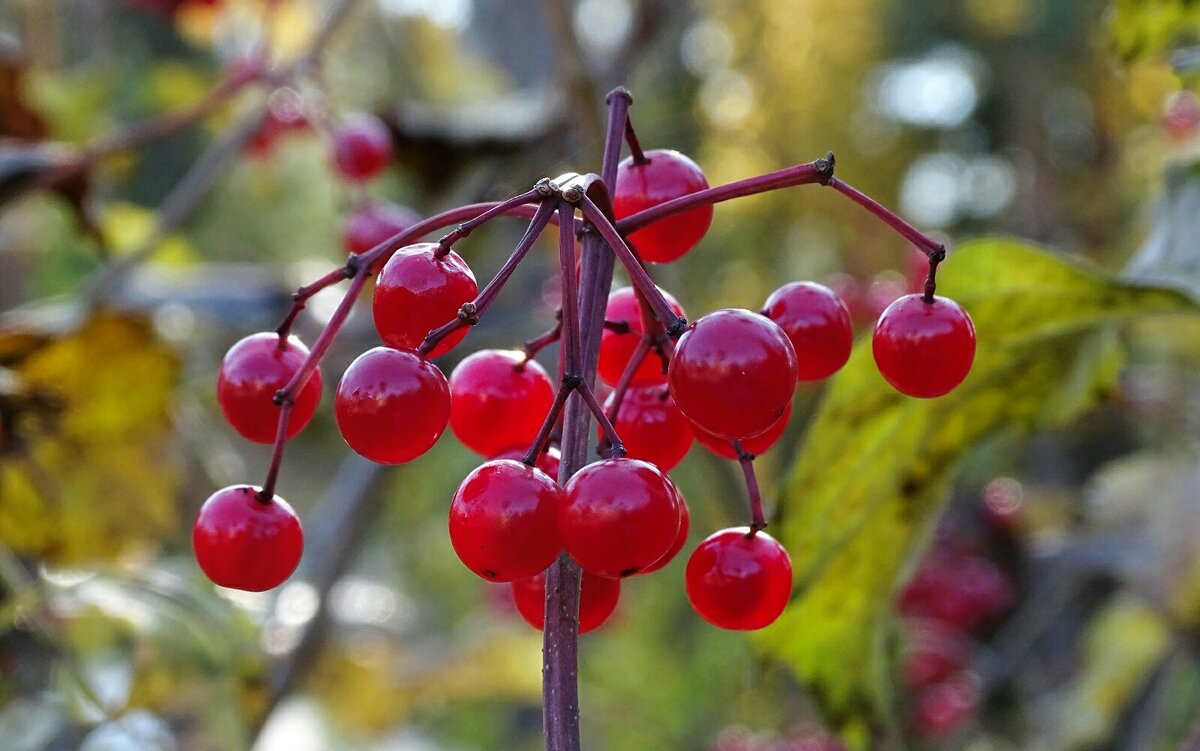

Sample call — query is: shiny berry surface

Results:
[490,446,562,479]
[560,458,680,578]
[762,281,853,381]
[372,243,477,356]
[685,528,792,630]
[331,114,393,182]
[192,485,303,592]
[693,401,792,460]
[602,386,693,471]
[640,486,689,574]
[449,350,555,457]
[449,460,563,582]
[334,347,450,464]
[873,294,976,398]
[510,569,621,634]
[342,202,421,257]
[597,285,685,387]
[669,309,798,440]
[613,149,713,263]
[217,333,322,444]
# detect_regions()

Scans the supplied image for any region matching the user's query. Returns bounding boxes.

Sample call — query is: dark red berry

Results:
[334,347,450,464]
[693,401,792,460]
[490,445,562,479]
[598,286,685,387]
[897,551,1014,632]
[669,309,798,440]
[246,100,309,158]
[640,486,689,574]
[331,114,392,182]
[449,350,555,457]
[559,458,681,578]
[903,621,971,688]
[873,294,975,398]
[449,460,563,582]
[762,282,853,381]
[510,569,621,634]
[912,674,978,741]
[372,243,477,356]
[602,386,693,472]
[217,333,322,444]
[685,528,792,630]
[342,202,421,257]
[193,485,303,592]
[613,149,713,263]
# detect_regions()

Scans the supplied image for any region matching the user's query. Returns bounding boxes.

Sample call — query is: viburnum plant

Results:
[196,88,975,749]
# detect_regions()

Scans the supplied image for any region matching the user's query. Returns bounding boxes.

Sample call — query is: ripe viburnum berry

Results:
[511,569,621,634]
[449,460,563,582]
[335,347,451,464]
[602,386,693,472]
[342,202,421,258]
[693,401,792,460]
[372,243,477,356]
[613,149,713,263]
[669,309,798,440]
[873,294,976,398]
[597,285,685,386]
[490,446,562,479]
[685,528,792,630]
[640,485,690,574]
[217,332,322,444]
[331,113,393,182]
[762,281,854,381]
[559,458,681,578]
[193,485,303,592]
[449,350,555,457]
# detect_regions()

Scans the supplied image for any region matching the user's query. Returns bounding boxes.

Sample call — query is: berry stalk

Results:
[732,440,767,533]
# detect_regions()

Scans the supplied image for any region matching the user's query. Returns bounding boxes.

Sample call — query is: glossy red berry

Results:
[597,286,685,387]
[669,309,798,440]
[449,460,563,582]
[693,400,792,460]
[192,485,303,592]
[217,333,322,444]
[490,446,562,479]
[342,202,421,257]
[613,149,713,263]
[334,347,450,464]
[331,114,392,182]
[510,569,621,634]
[685,528,792,630]
[602,386,693,472]
[559,458,681,578]
[896,551,1014,632]
[762,282,853,381]
[640,486,690,574]
[872,294,976,398]
[372,243,477,356]
[449,350,555,457]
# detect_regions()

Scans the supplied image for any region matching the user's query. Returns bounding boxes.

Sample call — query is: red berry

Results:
[372,243,477,356]
[903,621,970,688]
[912,675,978,741]
[693,400,792,460]
[685,528,792,630]
[669,309,798,440]
[217,333,322,444]
[510,569,621,634]
[449,350,556,457]
[640,486,690,574]
[597,286,685,387]
[559,458,681,578]
[613,149,713,263]
[331,114,392,182]
[192,485,303,592]
[602,386,693,472]
[449,460,563,581]
[342,202,421,257]
[334,347,450,464]
[872,294,975,398]
[897,551,1014,632]
[762,282,853,381]
[490,446,562,479]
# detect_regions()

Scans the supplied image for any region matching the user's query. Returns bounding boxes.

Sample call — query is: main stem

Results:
[542,87,632,751]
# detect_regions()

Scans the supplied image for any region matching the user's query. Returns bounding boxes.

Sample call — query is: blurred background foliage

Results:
[2,0,1200,749]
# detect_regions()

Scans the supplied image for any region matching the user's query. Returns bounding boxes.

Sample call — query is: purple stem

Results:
[522,319,562,362]
[578,197,686,337]
[827,178,943,257]
[732,440,767,533]
[577,381,624,457]
[624,119,647,165]
[257,400,295,503]
[521,384,574,467]
[436,185,551,256]
[557,201,583,373]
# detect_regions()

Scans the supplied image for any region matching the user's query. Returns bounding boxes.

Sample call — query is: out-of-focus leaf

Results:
[0,312,180,563]
[98,203,194,264]
[757,238,1197,730]
[1111,0,1200,61]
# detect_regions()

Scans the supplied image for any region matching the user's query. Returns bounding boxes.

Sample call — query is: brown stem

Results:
[733,441,767,533]
[624,118,647,164]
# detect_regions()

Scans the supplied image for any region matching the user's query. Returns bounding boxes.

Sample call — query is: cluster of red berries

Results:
[195,134,977,641]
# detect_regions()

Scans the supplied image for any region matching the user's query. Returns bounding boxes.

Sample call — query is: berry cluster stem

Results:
[732,440,768,533]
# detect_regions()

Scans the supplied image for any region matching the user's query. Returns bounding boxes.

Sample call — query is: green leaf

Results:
[755,238,1197,729]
